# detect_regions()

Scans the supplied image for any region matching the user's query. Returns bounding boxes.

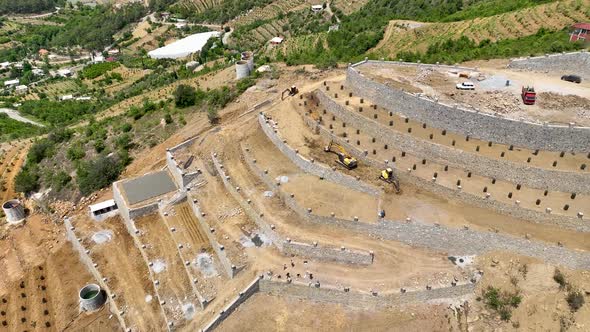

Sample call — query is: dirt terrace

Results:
[161,200,227,302]
[71,214,166,331]
[134,213,201,329]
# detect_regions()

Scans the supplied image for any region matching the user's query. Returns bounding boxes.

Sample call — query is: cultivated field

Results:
[374,0,590,56]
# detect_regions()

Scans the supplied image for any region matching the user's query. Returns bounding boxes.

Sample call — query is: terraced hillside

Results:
[173,0,225,14]
[231,0,309,26]
[374,0,590,56]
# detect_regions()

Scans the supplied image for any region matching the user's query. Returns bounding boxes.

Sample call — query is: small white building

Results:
[4,79,19,87]
[57,68,73,77]
[89,199,118,220]
[60,94,74,101]
[32,68,45,76]
[0,62,11,70]
[93,55,105,63]
[270,36,284,45]
[311,4,323,12]
[175,22,187,29]
[15,85,28,94]
[75,96,92,101]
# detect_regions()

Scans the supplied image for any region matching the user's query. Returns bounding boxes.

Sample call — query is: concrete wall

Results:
[167,151,201,188]
[255,119,590,269]
[201,276,262,332]
[315,89,590,194]
[201,274,475,331]
[188,197,236,279]
[214,152,374,265]
[258,113,381,196]
[508,51,590,80]
[112,182,130,223]
[259,278,475,310]
[346,62,590,152]
[305,111,589,233]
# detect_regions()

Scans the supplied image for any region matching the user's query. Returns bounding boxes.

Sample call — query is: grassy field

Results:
[33,80,82,99]
[373,0,590,57]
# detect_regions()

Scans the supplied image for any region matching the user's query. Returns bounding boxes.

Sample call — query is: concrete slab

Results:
[122,171,177,205]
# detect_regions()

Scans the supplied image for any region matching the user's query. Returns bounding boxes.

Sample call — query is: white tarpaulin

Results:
[148,31,220,59]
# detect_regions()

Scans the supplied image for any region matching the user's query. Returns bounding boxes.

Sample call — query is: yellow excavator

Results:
[324,141,358,170]
[380,168,401,194]
[281,86,299,100]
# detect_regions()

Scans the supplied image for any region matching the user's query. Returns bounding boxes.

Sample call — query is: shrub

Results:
[566,291,585,312]
[14,165,40,193]
[207,108,219,124]
[554,269,567,289]
[94,139,106,153]
[174,84,196,108]
[77,156,123,196]
[164,113,173,124]
[482,286,522,321]
[67,145,86,161]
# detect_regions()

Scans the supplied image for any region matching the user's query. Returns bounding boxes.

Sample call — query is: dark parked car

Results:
[561,75,582,83]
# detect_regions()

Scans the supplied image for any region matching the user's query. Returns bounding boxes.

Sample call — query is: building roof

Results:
[4,79,19,86]
[121,170,177,205]
[572,23,590,30]
[89,199,116,212]
[38,49,49,55]
[148,31,220,59]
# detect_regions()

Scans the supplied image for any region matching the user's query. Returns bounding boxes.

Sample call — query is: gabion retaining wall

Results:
[303,109,589,233]
[508,51,590,80]
[258,113,381,196]
[256,114,590,269]
[347,61,590,152]
[315,89,590,194]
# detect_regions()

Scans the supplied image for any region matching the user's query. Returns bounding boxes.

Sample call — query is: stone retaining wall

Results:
[213,152,374,265]
[306,113,589,233]
[256,117,590,269]
[508,51,590,80]
[315,89,590,194]
[347,62,590,152]
[259,278,475,310]
[188,196,237,279]
[201,276,262,332]
[258,113,381,196]
[64,218,128,331]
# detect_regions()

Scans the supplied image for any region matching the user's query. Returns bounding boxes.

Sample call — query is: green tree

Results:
[174,84,196,108]
[77,156,123,196]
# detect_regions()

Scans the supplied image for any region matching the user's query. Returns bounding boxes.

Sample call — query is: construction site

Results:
[1,51,590,331]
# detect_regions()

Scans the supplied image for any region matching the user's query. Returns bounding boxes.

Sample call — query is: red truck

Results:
[521,86,536,105]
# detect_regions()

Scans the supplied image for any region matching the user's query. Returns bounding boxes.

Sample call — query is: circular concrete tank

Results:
[236,60,250,79]
[2,199,25,225]
[241,51,254,72]
[79,284,106,311]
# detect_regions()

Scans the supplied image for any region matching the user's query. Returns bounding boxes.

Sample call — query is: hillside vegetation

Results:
[373,0,590,57]
[0,0,59,15]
